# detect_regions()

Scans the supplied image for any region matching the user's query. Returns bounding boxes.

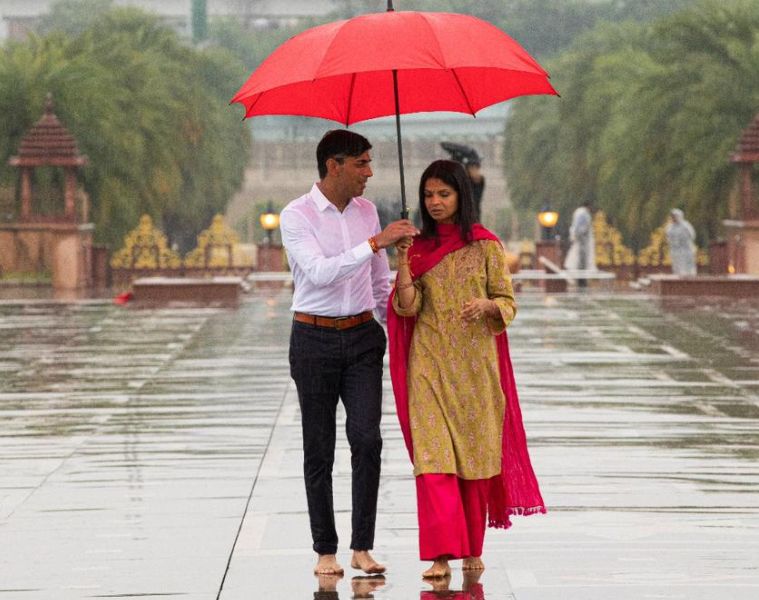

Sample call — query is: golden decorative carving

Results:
[697,249,709,267]
[638,225,670,267]
[184,214,252,268]
[593,211,635,267]
[110,214,181,269]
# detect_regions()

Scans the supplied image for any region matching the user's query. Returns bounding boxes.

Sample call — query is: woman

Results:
[387,160,545,579]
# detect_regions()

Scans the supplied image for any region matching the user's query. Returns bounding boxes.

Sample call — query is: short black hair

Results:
[418,160,477,242]
[316,129,372,179]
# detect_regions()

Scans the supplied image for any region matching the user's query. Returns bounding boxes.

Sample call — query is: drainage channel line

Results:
[215,379,292,600]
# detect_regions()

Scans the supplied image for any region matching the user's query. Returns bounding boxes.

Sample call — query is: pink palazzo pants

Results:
[416,473,491,560]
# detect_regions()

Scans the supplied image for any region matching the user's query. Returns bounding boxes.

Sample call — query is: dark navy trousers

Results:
[289,318,386,555]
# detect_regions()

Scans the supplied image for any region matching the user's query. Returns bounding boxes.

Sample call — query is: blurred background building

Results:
[0,0,338,40]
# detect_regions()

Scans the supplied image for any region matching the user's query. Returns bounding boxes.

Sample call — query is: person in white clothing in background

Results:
[564,202,596,288]
[666,208,697,276]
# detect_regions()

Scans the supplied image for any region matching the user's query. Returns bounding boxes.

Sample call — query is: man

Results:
[440,142,485,221]
[465,160,486,222]
[280,129,418,576]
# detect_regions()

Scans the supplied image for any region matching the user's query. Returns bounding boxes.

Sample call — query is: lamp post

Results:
[256,202,283,283]
[535,205,566,293]
[537,205,559,240]
[259,202,280,245]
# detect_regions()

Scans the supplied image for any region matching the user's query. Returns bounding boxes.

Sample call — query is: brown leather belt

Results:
[293,310,374,330]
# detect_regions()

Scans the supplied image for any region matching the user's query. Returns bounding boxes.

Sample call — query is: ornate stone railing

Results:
[111,214,255,288]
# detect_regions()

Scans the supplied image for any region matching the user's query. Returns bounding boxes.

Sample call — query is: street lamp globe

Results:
[537,207,559,229]
[259,203,280,244]
[537,205,559,241]
[259,212,279,231]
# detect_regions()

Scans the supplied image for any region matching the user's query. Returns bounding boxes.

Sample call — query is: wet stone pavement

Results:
[1,291,758,599]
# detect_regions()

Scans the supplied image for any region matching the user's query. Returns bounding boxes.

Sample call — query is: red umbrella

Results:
[231,1,558,217]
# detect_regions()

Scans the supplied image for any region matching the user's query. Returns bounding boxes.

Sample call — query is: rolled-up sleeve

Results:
[280,208,374,287]
[370,215,392,324]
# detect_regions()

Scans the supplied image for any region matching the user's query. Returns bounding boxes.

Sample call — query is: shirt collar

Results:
[310,183,332,212]
[310,183,359,213]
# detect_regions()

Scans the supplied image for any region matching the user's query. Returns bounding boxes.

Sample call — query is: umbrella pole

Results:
[392,69,408,219]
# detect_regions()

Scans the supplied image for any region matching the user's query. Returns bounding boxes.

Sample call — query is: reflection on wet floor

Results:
[1,291,758,599]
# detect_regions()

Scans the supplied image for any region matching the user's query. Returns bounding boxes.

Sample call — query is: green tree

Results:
[209,18,318,72]
[332,0,692,58]
[504,0,759,248]
[0,4,250,251]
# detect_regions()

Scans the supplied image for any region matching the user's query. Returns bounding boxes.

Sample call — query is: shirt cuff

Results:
[352,240,375,263]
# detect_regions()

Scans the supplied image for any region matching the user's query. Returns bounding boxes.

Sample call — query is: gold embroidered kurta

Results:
[392,240,517,479]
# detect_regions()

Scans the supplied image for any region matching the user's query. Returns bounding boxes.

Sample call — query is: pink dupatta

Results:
[387,223,546,528]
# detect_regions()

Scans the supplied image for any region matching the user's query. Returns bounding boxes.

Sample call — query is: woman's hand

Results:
[460,298,496,322]
[395,236,413,254]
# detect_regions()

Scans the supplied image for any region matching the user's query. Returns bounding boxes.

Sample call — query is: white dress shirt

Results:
[280,183,392,324]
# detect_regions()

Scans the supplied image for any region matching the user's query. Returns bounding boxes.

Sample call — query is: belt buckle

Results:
[333,315,351,329]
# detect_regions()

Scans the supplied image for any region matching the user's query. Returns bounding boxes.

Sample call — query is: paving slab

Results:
[1,291,758,599]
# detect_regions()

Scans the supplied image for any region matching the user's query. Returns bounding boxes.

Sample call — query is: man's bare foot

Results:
[422,557,451,579]
[314,554,344,575]
[462,556,485,571]
[351,550,386,574]
[351,575,385,598]
[316,572,343,592]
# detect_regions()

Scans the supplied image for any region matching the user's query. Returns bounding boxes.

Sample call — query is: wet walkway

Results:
[1,291,758,599]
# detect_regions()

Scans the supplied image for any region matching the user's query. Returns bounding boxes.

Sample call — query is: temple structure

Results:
[0,94,94,290]
[726,113,759,275]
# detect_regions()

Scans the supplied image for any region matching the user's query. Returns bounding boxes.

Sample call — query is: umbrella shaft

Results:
[392,69,408,219]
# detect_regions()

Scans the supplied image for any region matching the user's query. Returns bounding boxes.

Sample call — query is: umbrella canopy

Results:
[231,10,556,123]
[230,5,558,215]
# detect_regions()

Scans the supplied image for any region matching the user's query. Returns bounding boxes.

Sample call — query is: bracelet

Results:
[397,281,414,290]
[368,236,380,254]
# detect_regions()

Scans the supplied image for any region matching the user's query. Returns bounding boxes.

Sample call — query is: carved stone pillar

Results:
[64,168,77,219]
[20,168,32,220]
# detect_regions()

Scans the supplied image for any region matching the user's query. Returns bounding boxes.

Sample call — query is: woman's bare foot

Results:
[462,556,485,571]
[351,550,386,574]
[425,574,451,592]
[462,568,483,591]
[314,554,344,575]
[422,557,451,579]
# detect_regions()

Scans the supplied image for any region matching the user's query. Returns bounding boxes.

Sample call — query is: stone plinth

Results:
[256,244,286,290]
[0,221,94,290]
[132,276,242,307]
[708,239,729,274]
[649,273,759,297]
[534,239,567,293]
[256,244,284,271]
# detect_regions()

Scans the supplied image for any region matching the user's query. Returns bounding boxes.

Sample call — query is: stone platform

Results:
[132,275,243,307]
[648,273,759,296]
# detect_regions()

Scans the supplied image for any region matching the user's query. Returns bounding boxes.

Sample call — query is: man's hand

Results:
[374,220,419,249]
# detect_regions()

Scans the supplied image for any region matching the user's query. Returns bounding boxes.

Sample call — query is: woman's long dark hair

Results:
[418,159,476,243]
